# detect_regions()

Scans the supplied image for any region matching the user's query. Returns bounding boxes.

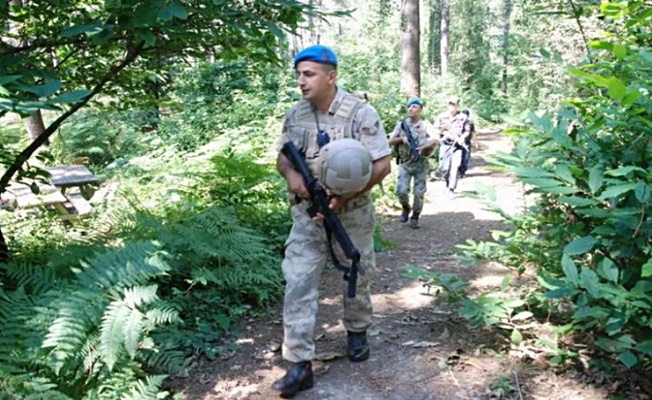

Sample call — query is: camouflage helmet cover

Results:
[319,138,372,196]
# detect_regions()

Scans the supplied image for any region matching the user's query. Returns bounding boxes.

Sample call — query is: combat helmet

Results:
[319,138,372,197]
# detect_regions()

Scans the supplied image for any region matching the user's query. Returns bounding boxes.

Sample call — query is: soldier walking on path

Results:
[388,98,438,229]
[272,45,391,398]
[435,96,468,195]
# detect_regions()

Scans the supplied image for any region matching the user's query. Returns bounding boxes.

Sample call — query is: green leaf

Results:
[500,274,511,291]
[0,74,22,85]
[170,2,189,19]
[511,167,555,178]
[557,196,599,207]
[605,166,647,177]
[622,89,640,106]
[545,287,580,298]
[542,186,579,195]
[598,183,638,200]
[555,164,575,184]
[607,77,626,100]
[618,351,638,368]
[562,254,579,286]
[636,340,652,356]
[580,267,601,298]
[61,23,104,37]
[511,329,523,346]
[642,262,652,278]
[512,311,533,321]
[634,181,651,203]
[22,81,62,97]
[51,89,91,104]
[597,259,619,283]
[613,43,627,60]
[564,236,597,255]
[588,166,604,194]
[539,48,551,59]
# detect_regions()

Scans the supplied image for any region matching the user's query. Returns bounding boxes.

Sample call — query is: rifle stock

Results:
[281,141,364,298]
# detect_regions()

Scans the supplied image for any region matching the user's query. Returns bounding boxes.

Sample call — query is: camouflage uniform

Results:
[277,88,391,363]
[435,111,466,192]
[391,119,435,216]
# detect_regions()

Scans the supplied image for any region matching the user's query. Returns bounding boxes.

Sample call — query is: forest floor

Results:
[167,130,650,400]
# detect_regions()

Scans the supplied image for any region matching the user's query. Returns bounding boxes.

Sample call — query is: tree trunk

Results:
[26,111,47,142]
[427,0,441,74]
[440,0,450,75]
[400,0,421,97]
[501,0,513,95]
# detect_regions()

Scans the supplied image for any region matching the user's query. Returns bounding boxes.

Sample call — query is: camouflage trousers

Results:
[396,159,429,215]
[281,195,376,363]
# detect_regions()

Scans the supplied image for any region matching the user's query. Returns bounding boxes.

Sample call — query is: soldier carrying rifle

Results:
[388,97,439,229]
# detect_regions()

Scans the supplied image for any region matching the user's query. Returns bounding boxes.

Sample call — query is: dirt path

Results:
[167,131,621,400]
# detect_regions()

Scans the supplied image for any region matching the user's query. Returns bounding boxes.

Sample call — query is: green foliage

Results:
[0,241,179,399]
[48,109,151,167]
[458,0,652,370]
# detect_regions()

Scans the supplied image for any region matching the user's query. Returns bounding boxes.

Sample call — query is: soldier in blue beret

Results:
[388,97,438,228]
[272,45,392,397]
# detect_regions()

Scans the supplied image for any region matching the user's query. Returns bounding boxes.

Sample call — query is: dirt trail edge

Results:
[168,131,618,400]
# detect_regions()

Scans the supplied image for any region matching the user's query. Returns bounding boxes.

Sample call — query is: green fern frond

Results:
[144,306,180,326]
[100,300,138,369]
[3,262,58,294]
[42,242,171,373]
[76,241,170,296]
[121,374,167,400]
[163,207,277,266]
[139,346,186,374]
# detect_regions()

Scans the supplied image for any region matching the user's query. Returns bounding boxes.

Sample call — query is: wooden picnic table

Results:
[2,165,99,219]
[47,165,99,191]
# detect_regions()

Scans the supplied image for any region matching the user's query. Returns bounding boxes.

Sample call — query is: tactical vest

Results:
[286,93,365,177]
[397,120,431,164]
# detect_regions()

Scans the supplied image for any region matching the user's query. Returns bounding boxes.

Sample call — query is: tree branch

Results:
[0,41,146,193]
[566,0,593,62]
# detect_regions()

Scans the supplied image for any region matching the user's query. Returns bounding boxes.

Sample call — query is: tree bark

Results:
[400,0,421,97]
[427,0,441,74]
[26,110,47,142]
[440,0,450,75]
[501,0,513,95]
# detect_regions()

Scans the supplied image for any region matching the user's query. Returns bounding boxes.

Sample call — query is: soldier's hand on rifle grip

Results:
[329,195,348,212]
[402,136,409,145]
[286,170,310,199]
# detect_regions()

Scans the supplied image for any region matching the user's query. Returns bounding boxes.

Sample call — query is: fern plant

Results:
[0,241,180,399]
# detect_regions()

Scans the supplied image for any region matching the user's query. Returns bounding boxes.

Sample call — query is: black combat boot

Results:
[400,205,411,223]
[410,212,420,229]
[347,331,370,362]
[271,361,314,398]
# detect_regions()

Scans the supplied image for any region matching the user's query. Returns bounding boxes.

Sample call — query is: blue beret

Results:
[294,45,338,68]
[407,97,424,107]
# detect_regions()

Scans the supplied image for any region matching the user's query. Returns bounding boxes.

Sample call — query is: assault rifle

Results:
[400,119,421,163]
[281,141,364,298]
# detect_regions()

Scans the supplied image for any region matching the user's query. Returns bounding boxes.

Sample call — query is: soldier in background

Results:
[435,96,467,195]
[388,97,438,228]
[458,109,476,178]
[273,45,391,398]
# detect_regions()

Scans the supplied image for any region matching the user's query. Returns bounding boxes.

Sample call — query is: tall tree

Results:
[400,0,421,96]
[440,0,450,75]
[501,0,513,94]
[427,0,441,74]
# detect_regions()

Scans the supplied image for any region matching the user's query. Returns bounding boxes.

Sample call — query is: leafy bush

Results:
[454,0,652,370]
